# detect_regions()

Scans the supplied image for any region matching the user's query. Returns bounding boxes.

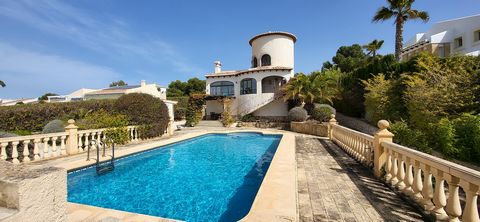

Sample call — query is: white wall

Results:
[251,34,295,69]
[127,84,167,100]
[253,99,288,117]
[205,100,223,115]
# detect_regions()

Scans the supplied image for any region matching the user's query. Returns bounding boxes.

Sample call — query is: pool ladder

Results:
[87,138,115,175]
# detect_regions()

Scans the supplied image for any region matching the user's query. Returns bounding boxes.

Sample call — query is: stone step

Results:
[196,120,224,127]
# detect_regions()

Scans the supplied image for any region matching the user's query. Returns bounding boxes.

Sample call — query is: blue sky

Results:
[0,0,479,98]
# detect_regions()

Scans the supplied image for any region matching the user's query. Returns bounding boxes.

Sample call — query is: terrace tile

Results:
[296,136,426,222]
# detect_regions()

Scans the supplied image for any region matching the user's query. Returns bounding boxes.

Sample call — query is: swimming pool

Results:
[67,132,281,222]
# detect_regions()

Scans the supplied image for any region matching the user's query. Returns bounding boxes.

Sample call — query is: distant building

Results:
[204,31,296,120]
[0,98,38,106]
[84,80,167,100]
[47,88,96,103]
[401,14,480,61]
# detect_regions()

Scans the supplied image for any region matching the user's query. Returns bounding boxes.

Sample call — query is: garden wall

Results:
[290,122,328,137]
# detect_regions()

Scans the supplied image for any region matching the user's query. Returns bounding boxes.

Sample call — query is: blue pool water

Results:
[67,133,281,222]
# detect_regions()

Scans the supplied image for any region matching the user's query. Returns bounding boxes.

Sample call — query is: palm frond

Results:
[0,80,5,87]
[407,10,429,22]
[372,7,395,22]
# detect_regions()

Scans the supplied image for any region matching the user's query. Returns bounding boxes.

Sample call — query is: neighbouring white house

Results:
[401,14,480,61]
[84,80,167,100]
[0,98,38,106]
[47,88,97,102]
[204,31,296,120]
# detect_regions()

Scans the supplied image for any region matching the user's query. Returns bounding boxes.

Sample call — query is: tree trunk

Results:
[395,18,404,61]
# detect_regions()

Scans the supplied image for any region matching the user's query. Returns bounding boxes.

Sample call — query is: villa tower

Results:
[205,31,296,120]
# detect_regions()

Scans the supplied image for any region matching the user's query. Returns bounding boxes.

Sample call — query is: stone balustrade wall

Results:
[327,115,480,222]
[0,120,141,164]
[290,122,328,137]
[330,124,374,167]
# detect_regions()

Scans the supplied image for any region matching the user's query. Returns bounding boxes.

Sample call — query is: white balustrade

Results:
[331,124,374,166]
[0,123,142,164]
[382,141,480,222]
[327,116,480,221]
[0,132,69,164]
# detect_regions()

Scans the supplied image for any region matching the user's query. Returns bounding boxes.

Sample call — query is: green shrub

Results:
[221,99,235,127]
[452,114,480,162]
[430,118,458,159]
[10,130,32,136]
[0,99,115,132]
[78,109,129,129]
[288,107,308,122]
[77,109,130,144]
[185,93,205,127]
[114,93,170,138]
[312,107,333,122]
[104,127,130,145]
[241,114,256,122]
[42,119,65,134]
[390,120,430,153]
[174,107,186,120]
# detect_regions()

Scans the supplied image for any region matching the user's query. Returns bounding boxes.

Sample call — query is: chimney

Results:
[214,61,222,73]
[141,80,146,87]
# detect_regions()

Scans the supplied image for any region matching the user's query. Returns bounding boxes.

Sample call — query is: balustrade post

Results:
[412,161,423,201]
[0,142,8,160]
[403,157,414,194]
[327,114,337,140]
[11,141,20,164]
[22,140,30,162]
[373,120,393,178]
[422,165,435,211]
[462,182,479,222]
[432,170,448,220]
[65,119,79,155]
[33,139,41,160]
[445,176,461,222]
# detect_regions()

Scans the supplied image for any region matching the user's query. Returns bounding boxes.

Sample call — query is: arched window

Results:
[262,76,285,93]
[240,78,257,95]
[210,81,234,96]
[261,54,271,66]
[251,57,258,68]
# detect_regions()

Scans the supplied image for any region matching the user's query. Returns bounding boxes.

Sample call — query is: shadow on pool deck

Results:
[296,136,428,222]
[217,138,280,222]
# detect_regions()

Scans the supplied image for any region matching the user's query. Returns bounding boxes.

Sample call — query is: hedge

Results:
[114,93,170,138]
[0,100,115,132]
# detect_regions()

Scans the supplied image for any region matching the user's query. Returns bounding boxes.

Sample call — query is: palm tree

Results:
[282,70,342,105]
[282,74,313,104]
[363,39,384,57]
[373,0,429,61]
[0,80,5,87]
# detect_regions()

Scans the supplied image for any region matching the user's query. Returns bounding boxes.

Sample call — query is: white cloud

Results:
[0,0,200,73]
[0,43,121,98]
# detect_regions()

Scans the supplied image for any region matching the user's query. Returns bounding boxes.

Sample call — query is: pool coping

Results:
[58,129,297,222]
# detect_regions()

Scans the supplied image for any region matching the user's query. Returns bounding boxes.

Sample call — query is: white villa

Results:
[401,14,480,61]
[48,80,167,102]
[204,31,296,120]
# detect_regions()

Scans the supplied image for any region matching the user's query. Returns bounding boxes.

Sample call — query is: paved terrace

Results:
[296,136,426,222]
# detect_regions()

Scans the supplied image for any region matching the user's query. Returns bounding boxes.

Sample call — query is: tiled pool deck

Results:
[26,125,425,222]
